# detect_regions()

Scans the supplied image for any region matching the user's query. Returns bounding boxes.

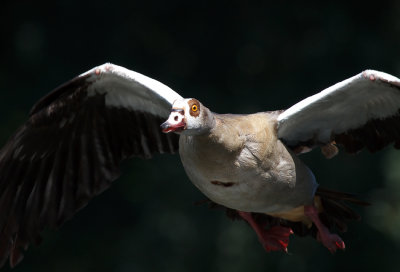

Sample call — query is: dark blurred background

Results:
[1,1,400,271]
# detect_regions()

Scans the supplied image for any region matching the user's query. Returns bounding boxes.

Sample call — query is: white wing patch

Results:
[277,70,400,145]
[83,63,183,118]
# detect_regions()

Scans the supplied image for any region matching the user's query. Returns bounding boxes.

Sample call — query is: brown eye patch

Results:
[188,99,201,117]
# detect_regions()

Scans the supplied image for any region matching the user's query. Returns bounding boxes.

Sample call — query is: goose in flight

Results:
[0,63,399,267]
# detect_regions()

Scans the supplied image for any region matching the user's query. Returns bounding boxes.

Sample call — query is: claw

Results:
[238,211,293,252]
[317,232,345,253]
[335,241,345,249]
[305,205,345,253]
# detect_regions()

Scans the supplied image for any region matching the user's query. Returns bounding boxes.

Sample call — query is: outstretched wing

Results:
[277,70,400,154]
[0,63,181,267]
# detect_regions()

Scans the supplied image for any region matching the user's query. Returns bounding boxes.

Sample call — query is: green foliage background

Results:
[1,1,400,271]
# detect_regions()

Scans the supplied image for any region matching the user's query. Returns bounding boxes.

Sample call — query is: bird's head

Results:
[161,98,215,135]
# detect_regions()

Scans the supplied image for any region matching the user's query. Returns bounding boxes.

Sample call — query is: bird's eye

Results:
[191,105,198,112]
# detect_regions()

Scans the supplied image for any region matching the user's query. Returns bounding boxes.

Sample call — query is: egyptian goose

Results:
[0,63,399,267]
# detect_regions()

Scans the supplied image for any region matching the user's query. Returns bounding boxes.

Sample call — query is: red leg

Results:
[238,211,293,252]
[304,205,345,253]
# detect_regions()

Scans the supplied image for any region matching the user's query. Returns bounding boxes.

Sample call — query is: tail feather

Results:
[313,187,369,236]
[316,187,370,206]
[321,197,360,221]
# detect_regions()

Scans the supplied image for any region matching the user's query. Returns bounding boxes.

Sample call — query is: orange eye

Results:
[191,105,198,112]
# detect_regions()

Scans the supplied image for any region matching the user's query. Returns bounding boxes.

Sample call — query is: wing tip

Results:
[361,69,400,86]
[80,63,117,77]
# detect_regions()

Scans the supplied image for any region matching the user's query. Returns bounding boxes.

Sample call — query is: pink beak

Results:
[160,109,185,133]
[160,120,185,133]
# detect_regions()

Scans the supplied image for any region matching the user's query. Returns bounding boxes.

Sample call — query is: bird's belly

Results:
[180,151,314,214]
[184,166,290,213]
[179,134,317,214]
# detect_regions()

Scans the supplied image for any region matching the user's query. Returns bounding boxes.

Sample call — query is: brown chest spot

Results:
[210,180,236,187]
